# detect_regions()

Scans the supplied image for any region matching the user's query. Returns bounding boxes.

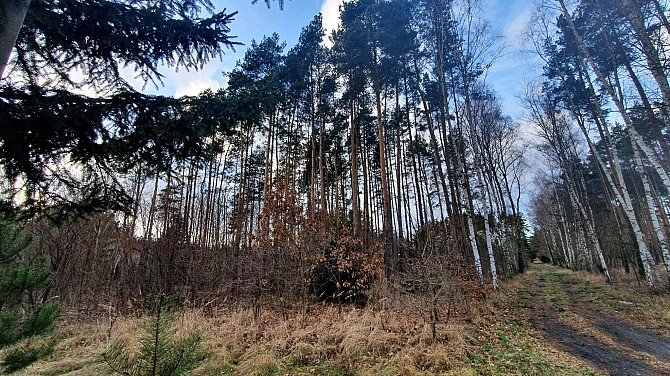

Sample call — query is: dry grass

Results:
[4,266,640,375]
[559,266,670,333]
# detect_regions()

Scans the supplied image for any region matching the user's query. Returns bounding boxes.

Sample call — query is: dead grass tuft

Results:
[238,350,283,375]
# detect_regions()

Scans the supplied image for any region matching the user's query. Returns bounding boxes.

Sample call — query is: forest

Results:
[0,0,669,374]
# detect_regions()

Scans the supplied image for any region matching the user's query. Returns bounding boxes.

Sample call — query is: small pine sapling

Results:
[102,295,203,376]
[0,219,60,373]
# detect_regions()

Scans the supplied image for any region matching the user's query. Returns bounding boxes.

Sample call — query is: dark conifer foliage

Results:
[0,220,59,350]
[1,0,239,220]
[14,0,239,89]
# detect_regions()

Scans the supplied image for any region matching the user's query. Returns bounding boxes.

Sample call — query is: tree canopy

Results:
[0,0,239,220]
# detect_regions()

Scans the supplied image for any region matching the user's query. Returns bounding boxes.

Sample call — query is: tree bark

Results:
[558,0,670,198]
[633,141,670,282]
[350,98,361,237]
[620,0,670,110]
[372,46,395,279]
[0,0,30,79]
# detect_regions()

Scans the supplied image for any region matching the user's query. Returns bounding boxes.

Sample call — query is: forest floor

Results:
[519,263,670,376]
[6,262,670,375]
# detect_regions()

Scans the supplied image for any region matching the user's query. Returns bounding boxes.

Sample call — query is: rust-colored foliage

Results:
[306,222,383,304]
[254,181,303,253]
[247,182,306,311]
[252,183,382,305]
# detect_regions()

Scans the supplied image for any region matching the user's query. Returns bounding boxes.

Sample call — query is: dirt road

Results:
[517,263,670,376]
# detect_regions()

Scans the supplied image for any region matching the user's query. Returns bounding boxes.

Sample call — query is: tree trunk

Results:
[413,53,453,227]
[0,0,30,79]
[555,188,575,269]
[350,98,361,236]
[558,0,665,286]
[577,109,658,285]
[620,0,670,110]
[310,94,316,218]
[319,114,326,213]
[146,173,160,242]
[478,168,499,290]
[633,142,670,282]
[470,116,499,289]
[372,47,395,279]
[558,0,670,198]
[651,0,670,35]
[395,89,405,240]
[361,129,370,246]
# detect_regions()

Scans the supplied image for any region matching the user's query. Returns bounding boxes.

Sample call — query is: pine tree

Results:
[0,219,59,372]
[102,296,202,376]
[0,0,240,219]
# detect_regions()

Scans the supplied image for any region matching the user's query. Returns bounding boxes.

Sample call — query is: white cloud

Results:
[112,55,226,97]
[173,60,223,97]
[320,0,344,46]
[504,8,531,50]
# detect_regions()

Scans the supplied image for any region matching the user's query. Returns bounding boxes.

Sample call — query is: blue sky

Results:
[131,0,540,122]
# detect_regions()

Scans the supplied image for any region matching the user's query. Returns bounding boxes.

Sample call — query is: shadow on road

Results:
[522,264,670,376]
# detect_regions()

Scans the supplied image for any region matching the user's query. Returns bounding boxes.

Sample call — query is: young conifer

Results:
[0,219,59,372]
[102,296,203,376]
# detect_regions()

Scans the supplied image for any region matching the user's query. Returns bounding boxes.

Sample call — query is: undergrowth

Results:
[9,263,664,375]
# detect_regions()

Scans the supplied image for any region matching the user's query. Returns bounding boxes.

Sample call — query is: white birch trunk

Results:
[583,124,658,285]
[555,189,575,268]
[567,183,611,282]
[574,117,657,285]
[573,215,590,270]
[554,2,660,286]
[467,212,485,288]
[620,0,670,109]
[627,125,670,196]
[633,141,670,283]
[549,227,563,265]
[479,171,499,290]
[557,0,670,201]
[471,125,499,289]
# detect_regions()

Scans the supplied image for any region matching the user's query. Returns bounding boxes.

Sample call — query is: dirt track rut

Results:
[519,264,670,376]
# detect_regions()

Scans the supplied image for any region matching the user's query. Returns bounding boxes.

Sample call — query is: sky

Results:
[131,0,541,120]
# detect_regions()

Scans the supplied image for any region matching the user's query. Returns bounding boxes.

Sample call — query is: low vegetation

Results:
[4,263,667,375]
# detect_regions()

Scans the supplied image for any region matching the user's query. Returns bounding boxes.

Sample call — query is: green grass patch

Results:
[469,324,600,376]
